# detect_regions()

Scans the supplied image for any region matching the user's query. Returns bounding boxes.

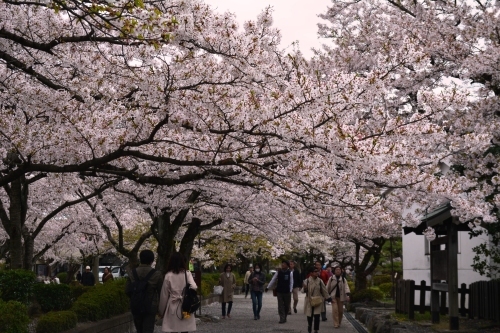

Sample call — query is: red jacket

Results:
[318,269,329,285]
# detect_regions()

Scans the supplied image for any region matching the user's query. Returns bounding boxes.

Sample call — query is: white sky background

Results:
[203,0,333,58]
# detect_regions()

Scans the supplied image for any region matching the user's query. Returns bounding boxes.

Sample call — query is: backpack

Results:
[181,271,200,314]
[128,268,156,316]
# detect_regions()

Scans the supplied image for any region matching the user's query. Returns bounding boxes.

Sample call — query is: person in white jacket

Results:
[158,252,197,332]
[326,265,351,328]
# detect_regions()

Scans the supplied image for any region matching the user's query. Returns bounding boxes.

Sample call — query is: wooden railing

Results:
[395,279,499,322]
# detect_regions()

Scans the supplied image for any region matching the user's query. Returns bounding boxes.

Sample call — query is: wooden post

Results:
[430,239,440,324]
[448,220,459,330]
[409,280,415,320]
[420,280,426,314]
[459,283,467,317]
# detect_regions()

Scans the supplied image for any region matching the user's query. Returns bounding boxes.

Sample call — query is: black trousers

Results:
[307,307,320,331]
[222,301,233,316]
[133,313,156,333]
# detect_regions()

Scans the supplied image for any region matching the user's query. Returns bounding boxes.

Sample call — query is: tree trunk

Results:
[353,238,385,291]
[179,217,201,263]
[6,178,27,269]
[153,211,177,275]
[22,233,34,270]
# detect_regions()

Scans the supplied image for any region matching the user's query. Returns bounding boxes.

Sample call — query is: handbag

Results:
[308,279,323,307]
[181,271,200,314]
[213,285,224,295]
[310,295,323,307]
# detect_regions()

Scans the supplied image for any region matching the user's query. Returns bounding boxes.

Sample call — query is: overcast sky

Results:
[203,0,332,58]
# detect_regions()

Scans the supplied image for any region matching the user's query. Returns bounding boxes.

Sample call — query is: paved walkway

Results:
[151,292,359,333]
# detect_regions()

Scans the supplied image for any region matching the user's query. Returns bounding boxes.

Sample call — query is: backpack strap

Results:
[133,268,156,282]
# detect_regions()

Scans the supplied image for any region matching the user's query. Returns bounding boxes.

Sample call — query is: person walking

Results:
[102,267,114,283]
[265,260,293,323]
[326,265,351,328]
[81,266,95,286]
[125,250,163,333]
[289,260,301,314]
[218,263,236,319]
[243,265,253,298]
[303,266,331,333]
[248,263,266,320]
[314,261,329,321]
[158,252,197,333]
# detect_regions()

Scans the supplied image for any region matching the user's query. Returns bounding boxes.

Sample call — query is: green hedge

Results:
[372,275,391,286]
[378,282,393,297]
[347,280,355,293]
[200,272,246,297]
[351,288,384,302]
[36,311,77,333]
[56,272,68,284]
[33,283,72,312]
[0,299,29,333]
[69,284,91,303]
[71,279,128,322]
[0,269,36,304]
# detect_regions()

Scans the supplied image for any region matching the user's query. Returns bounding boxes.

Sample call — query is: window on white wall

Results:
[425,238,430,255]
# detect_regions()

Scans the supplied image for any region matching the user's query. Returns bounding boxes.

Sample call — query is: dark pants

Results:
[251,291,263,316]
[321,300,327,320]
[307,307,320,332]
[222,301,233,316]
[277,292,291,322]
[245,284,250,297]
[133,313,156,333]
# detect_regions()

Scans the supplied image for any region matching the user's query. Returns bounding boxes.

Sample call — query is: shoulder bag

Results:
[308,279,323,307]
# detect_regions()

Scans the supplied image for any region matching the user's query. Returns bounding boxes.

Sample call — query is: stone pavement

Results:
[150,292,359,333]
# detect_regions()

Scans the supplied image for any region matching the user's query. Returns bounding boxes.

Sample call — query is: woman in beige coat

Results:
[159,252,197,332]
[218,263,236,319]
[303,267,331,333]
[326,265,351,328]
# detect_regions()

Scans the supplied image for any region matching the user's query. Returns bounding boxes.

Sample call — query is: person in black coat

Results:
[81,266,95,286]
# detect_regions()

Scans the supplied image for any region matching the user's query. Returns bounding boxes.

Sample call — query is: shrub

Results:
[347,280,355,293]
[71,279,128,322]
[36,311,77,333]
[33,283,72,312]
[69,284,91,302]
[0,269,36,304]
[372,275,391,286]
[351,288,384,302]
[201,273,221,296]
[378,282,393,297]
[0,299,29,333]
[56,272,68,284]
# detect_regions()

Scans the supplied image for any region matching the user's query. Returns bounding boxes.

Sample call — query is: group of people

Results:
[125,251,350,333]
[125,250,197,333]
[238,260,350,333]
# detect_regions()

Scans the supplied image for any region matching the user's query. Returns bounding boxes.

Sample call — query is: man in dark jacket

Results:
[81,266,95,286]
[265,260,293,323]
[125,250,163,333]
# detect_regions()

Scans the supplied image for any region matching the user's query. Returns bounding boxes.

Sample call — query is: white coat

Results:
[303,276,329,317]
[158,271,197,332]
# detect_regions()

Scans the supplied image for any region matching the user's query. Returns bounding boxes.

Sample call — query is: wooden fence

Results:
[395,279,499,322]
